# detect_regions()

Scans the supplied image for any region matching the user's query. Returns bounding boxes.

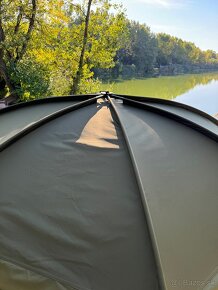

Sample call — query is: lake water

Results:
[100,72,218,117]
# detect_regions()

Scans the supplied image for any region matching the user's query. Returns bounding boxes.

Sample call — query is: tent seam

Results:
[108,96,166,290]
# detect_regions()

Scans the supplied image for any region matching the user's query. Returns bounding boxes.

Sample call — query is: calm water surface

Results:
[100,72,218,116]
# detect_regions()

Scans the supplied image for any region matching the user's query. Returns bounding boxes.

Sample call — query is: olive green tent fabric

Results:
[0,102,77,142]
[111,94,218,135]
[0,96,217,290]
[143,102,218,135]
[111,98,218,290]
[0,259,75,290]
[0,100,159,290]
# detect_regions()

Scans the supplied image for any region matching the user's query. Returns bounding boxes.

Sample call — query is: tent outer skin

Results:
[0,92,217,290]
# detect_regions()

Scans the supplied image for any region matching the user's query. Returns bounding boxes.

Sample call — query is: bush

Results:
[9,57,50,100]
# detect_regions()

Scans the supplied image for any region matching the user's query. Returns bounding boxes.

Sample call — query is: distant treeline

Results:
[94,21,218,80]
[0,0,217,102]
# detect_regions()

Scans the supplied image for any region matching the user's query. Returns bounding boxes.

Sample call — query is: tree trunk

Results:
[71,0,92,95]
[18,0,36,61]
[0,60,14,92]
[0,0,19,100]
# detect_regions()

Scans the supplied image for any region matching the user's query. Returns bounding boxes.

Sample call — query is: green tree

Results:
[98,20,158,79]
[31,0,127,96]
[69,0,127,94]
[156,33,218,67]
[0,0,61,100]
[129,21,157,75]
[71,0,93,95]
[0,0,37,100]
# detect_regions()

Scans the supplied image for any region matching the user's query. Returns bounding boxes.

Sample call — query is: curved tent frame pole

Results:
[108,94,218,290]
[0,95,103,152]
[0,94,101,115]
[108,93,218,290]
[110,94,218,143]
[111,93,218,126]
[1,92,217,151]
[108,96,165,290]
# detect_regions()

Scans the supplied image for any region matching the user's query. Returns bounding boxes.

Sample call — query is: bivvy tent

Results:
[0,92,217,290]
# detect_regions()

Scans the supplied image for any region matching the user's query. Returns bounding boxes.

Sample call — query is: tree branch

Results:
[0,0,5,43]
[71,0,93,94]
[17,0,36,61]
[14,6,23,34]
[70,3,86,18]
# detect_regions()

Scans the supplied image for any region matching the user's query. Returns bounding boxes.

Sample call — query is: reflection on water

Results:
[100,72,218,115]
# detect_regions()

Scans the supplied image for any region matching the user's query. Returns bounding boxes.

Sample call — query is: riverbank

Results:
[96,64,218,81]
[158,63,218,76]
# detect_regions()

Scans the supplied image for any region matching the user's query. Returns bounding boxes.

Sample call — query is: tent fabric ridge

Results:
[0,96,102,152]
[0,256,88,290]
[111,93,218,125]
[108,96,164,290]
[0,94,101,115]
[117,96,218,142]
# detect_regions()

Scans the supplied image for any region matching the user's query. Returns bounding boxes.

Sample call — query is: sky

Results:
[113,0,218,52]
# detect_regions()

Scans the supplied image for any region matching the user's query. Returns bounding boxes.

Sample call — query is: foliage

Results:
[0,0,59,100]
[69,0,128,94]
[156,33,218,66]
[9,57,50,100]
[96,24,218,80]
[0,0,218,100]
[0,0,127,99]
[127,21,157,74]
